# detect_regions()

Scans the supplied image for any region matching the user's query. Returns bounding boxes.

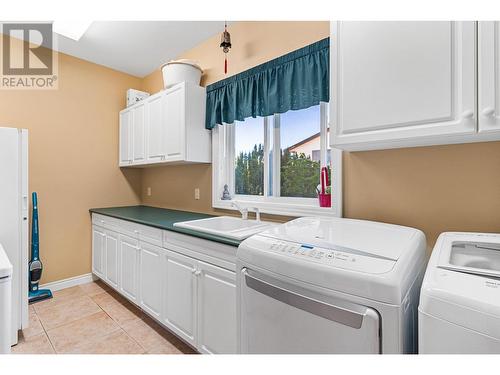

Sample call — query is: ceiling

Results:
[54,21,225,77]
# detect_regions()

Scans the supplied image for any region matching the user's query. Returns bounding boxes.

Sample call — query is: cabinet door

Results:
[104,230,119,290]
[331,21,476,150]
[139,242,162,319]
[163,85,185,161]
[132,102,146,163]
[162,249,197,346]
[119,235,140,304]
[146,93,166,163]
[119,109,133,165]
[479,21,500,133]
[92,226,105,278]
[197,261,237,354]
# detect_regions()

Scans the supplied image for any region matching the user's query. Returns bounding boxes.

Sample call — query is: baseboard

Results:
[39,273,97,292]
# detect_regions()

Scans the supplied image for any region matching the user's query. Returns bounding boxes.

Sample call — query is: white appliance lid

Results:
[0,244,13,278]
[438,240,500,279]
[259,217,421,261]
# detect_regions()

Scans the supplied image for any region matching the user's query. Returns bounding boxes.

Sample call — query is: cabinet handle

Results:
[482,107,495,117]
[461,110,474,119]
[194,270,201,276]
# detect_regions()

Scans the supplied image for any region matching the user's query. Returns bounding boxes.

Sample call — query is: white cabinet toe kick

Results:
[91,213,237,354]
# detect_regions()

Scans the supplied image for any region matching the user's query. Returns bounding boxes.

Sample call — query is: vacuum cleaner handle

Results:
[31,192,40,261]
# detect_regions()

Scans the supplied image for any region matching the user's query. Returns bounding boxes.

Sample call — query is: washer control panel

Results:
[268,240,358,265]
[258,237,396,274]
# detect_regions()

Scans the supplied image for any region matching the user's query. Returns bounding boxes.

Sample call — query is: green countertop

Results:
[89,205,241,247]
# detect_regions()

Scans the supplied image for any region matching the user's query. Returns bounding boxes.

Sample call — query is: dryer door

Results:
[239,268,381,354]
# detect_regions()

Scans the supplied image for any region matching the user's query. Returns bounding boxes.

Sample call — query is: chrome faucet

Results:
[231,201,248,220]
[253,207,261,222]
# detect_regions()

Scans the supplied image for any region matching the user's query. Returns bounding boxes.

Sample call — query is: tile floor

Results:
[12,281,196,354]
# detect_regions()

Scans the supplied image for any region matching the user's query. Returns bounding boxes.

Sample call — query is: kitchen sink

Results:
[173,216,277,241]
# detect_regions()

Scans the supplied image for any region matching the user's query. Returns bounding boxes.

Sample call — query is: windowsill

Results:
[213,198,340,218]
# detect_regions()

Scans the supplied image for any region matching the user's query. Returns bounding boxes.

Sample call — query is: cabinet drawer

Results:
[92,213,122,232]
[138,224,162,247]
[120,220,162,247]
[92,214,162,247]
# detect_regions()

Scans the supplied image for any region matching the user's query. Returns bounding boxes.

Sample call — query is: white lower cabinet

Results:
[139,242,162,320]
[104,230,119,289]
[92,216,237,353]
[161,249,237,353]
[162,249,198,346]
[119,235,140,304]
[197,261,237,354]
[92,226,106,278]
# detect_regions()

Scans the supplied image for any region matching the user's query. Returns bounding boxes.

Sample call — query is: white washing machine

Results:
[0,244,13,354]
[419,232,500,354]
[237,217,427,354]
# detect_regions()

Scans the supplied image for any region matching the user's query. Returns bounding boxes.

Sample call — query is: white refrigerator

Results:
[0,127,29,346]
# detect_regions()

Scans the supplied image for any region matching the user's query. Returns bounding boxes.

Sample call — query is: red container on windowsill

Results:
[318,193,331,208]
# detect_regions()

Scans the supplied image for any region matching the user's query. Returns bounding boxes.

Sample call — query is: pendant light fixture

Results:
[220,22,232,74]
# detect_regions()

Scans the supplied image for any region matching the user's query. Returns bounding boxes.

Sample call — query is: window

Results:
[213,103,341,217]
[234,117,264,196]
[279,105,322,198]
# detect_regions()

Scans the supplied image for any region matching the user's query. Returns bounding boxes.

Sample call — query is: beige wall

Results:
[0,35,143,283]
[344,142,500,249]
[141,21,329,218]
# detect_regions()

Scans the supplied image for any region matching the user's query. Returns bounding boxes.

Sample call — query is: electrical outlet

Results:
[194,188,200,200]
[147,187,152,196]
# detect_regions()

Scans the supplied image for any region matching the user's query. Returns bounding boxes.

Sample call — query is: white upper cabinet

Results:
[120,82,211,167]
[164,84,184,161]
[146,93,165,163]
[479,21,500,133]
[119,109,133,165]
[331,21,477,151]
[132,101,146,163]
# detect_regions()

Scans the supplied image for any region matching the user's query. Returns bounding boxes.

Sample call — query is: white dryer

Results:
[419,232,500,354]
[237,217,427,354]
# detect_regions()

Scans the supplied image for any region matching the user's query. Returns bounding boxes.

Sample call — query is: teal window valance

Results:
[205,37,330,130]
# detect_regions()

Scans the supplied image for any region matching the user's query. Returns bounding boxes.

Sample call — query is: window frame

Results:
[212,102,342,218]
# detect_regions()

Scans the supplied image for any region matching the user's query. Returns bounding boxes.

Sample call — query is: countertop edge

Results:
[89,207,241,247]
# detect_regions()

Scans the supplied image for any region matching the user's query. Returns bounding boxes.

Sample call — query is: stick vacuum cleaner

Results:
[28,192,53,304]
